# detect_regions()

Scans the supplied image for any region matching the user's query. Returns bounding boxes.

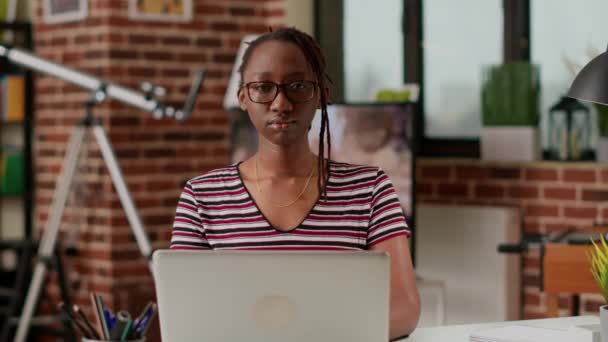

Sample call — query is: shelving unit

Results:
[0,20,36,340]
[0,21,33,242]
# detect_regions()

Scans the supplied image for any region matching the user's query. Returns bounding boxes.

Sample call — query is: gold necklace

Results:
[254,157,315,208]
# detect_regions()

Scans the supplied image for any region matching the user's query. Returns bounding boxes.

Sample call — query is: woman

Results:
[170,27,420,339]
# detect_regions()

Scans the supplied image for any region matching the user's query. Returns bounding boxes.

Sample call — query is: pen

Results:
[95,294,111,339]
[73,304,101,339]
[120,319,133,342]
[109,311,132,340]
[104,308,116,331]
[136,303,157,338]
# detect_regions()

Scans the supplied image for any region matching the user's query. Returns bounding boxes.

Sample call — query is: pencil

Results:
[57,302,94,339]
[73,304,101,339]
[89,292,105,339]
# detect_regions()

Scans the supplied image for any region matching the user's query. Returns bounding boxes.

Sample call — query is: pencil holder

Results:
[82,339,145,342]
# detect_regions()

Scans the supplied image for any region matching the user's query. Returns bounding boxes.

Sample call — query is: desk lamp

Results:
[568,44,608,105]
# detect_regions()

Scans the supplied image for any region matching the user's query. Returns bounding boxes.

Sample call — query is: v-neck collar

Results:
[235,161,328,233]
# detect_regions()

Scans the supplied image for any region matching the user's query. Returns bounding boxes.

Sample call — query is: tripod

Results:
[13,90,154,342]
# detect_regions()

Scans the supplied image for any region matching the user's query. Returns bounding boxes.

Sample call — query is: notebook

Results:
[152,250,390,342]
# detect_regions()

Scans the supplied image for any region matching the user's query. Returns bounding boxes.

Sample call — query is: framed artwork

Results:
[229,103,417,217]
[128,0,193,22]
[44,0,88,24]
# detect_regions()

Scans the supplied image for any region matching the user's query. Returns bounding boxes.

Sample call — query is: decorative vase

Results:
[601,305,608,342]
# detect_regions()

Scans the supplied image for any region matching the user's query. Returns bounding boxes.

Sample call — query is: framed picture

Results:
[44,0,88,24]
[128,0,193,22]
[229,103,417,217]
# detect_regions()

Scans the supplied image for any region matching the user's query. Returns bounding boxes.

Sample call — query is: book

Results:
[4,75,25,122]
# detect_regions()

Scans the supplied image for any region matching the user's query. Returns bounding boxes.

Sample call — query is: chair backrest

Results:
[542,243,599,317]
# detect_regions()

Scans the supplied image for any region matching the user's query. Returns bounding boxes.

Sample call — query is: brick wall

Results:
[32,1,284,340]
[416,158,608,318]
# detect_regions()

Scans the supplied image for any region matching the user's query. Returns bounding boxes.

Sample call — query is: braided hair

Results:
[237,27,331,198]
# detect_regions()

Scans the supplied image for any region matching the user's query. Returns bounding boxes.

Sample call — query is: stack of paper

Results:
[469,324,597,342]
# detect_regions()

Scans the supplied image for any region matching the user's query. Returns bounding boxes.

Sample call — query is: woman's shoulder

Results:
[329,160,381,176]
[186,164,241,186]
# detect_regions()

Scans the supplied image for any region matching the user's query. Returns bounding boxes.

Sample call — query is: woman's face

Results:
[238,40,320,148]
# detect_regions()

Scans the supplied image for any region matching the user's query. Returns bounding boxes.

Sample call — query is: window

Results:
[531,0,608,149]
[343,0,404,102]
[423,0,503,138]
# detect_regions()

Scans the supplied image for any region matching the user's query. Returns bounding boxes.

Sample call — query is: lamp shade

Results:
[567,44,608,105]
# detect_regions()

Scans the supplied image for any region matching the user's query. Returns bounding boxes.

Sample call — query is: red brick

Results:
[523,256,539,269]
[523,274,540,287]
[581,189,608,201]
[563,206,598,219]
[211,21,239,32]
[199,5,227,15]
[420,165,452,180]
[523,311,546,320]
[526,204,559,218]
[240,23,270,32]
[197,37,223,47]
[601,169,608,183]
[543,187,577,200]
[437,183,468,197]
[507,185,539,199]
[524,220,542,233]
[454,166,488,180]
[230,6,256,16]
[524,293,540,306]
[544,222,572,232]
[489,167,521,180]
[143,51,173,61]
[584,299,604,313]
[161,36,191,45]
[474,184,505,198]
[146,180,176,191]
[563,169,597,183]
[415,182,434,195]
[524,168,559,181]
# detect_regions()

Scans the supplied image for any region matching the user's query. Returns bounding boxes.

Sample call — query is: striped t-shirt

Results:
[170,161,410,250]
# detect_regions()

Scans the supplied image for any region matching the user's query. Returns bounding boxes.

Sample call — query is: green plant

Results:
[596,104,608,138]
[481,62,540,126]
[589,234,608,303]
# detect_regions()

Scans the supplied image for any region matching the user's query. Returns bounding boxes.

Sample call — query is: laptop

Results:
[152,250,390,342]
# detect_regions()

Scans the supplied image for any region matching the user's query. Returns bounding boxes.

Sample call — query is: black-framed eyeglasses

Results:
[243,80,317,104]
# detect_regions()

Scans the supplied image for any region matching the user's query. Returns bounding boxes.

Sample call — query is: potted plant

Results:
[589,234,608,341]
[480,62,541,161]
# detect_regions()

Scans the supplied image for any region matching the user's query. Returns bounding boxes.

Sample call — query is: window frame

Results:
[405,0,530,157]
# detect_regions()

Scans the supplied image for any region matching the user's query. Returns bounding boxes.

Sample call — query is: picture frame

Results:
[128,0,193,23]
[44,0,88,24]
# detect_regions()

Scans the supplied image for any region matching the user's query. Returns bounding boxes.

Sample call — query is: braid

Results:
[238,27,332,199]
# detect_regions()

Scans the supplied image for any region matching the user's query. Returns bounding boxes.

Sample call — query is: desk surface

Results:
[401,315,599,342]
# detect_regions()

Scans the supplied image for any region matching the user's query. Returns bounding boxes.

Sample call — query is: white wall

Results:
[285,0,314,36]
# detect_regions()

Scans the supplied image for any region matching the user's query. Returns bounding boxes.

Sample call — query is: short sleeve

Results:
[170,181,211,249]
[367,168,410,247]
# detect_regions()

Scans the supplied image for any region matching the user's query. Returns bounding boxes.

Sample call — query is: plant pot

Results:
[480,126,540,161]
[597,137,608,163]
[601,304,608,342]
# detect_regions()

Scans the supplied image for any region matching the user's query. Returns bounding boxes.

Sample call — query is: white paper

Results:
[469,325,571,342]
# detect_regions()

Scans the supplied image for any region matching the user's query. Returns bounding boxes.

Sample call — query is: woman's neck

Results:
[255,140,317,177]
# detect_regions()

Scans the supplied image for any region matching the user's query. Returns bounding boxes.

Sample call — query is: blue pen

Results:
[135,309,152,335]
[104,309,115,331]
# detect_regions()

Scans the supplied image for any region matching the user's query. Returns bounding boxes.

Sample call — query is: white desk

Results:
[400,315,599,341]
